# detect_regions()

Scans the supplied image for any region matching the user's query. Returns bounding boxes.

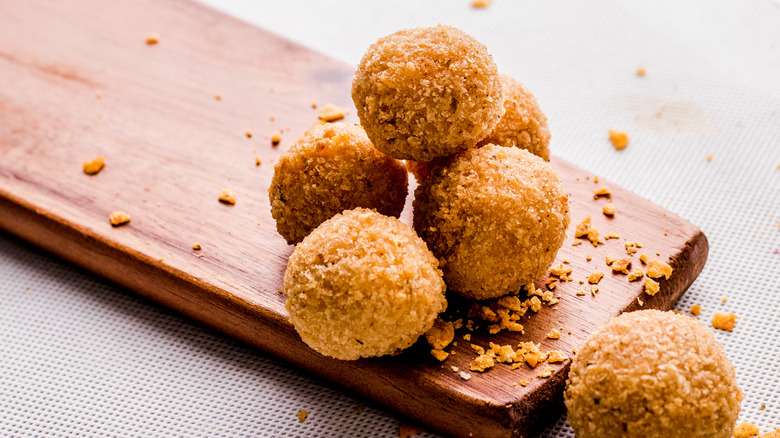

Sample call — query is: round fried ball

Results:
[284,208,447,360]
[351,25,504,162]
[269,122,408,245]
[413,144,569,299]
[476,74,551,161]
[565,310,743,438]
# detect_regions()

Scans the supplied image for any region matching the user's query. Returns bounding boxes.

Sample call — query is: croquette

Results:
[351,25,504,162]
[476,74,550,161]
[269,123,408,245]
[284,208,447,360]
[413,144,569,299]
[565,310,743,438]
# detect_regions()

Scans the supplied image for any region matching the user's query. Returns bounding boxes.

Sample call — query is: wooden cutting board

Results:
[0,1,708,436]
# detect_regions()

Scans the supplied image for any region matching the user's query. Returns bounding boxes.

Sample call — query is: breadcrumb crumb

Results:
[611,258,631,274]
[690,305,701,316]
[547,350,568,363]
[297,409,307,423]
[636,67,646,76]
[318,103,345,122]
[83,156,105,175]
[602,202,615,217]
[643,278,660,296]
[588,271,604,284]
[145,33,160,45]
[608,130,629,150]
[733,422,760,437]
[593,186,611,199]
[218,189,236,205]
[472,0,492,7]
[245,129,253,138]
[430,349,449,362]
[646,259,673,279]
[712,312,737,331]
[425,318,454,350]
[627,267,644,282]
[192,243,202,251]
[546,328,561,339]
[271,131,281,146]
[109,211,131,227]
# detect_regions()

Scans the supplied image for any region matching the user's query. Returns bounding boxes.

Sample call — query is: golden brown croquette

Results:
[565,310,743,438]
[413,145,569,299]
[351,25,504,162]
[476,74,550,161]
[284,208,447,360]
[269,123,408,245]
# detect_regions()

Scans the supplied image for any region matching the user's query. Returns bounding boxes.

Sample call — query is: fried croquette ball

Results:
[476,74,551,161]
[565,310,743,438]
[284,208,447,360]
[351,25,504,162]
[269,123,408,245]
[413,145,569,299]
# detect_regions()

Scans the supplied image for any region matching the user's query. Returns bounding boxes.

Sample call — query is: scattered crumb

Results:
[472,0,492,7]
[547,350,568,363]
[636,67,646,76]
[643,278,660,296]
[297,409,307,423]
[470,353,495,372]
[519,380,529,387]
[271,131,282,146]
[145,33,160,45]
[430,349,449,362]
[311,102,317,109]
[604,232,620,240]
[712,312,737,331]
[608,130,629,150]
[625,242,638,255]
[215,94,221,100]
[602,202,615,217]
[646,259,673,279]
[255,156,262,166]
[627,267,644,282]
[639,253,648,264]
[537,366,554,378]
[459,371,472,380]
[318,103,345,122]
[706,154,714,162]
[399,424,424,438]
[690,305,701,316]
[549,264,572,277]
[586,255,592,262]
[574,217,603,246]
[636,297,644,306]
[722,296,729,303]
[192,243,202,251]
[593,186,611,199]
[546,328,561,339]
[83,156,106,175]
[611,257,631,274]
[425,318,455,350]
[733,422,760,437]
[109,211,131,227]
[588,271,604,284]
[245,129,253,138]
[218,189,236,205]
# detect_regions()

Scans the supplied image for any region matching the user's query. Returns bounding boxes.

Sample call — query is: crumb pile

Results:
[352,25,504,161]
[565,309,743,438]
[284,208,446,360]
[413,145,569,299]
[269,122,408,244]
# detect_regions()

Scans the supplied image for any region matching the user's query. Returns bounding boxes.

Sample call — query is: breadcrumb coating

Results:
[413,145,569,299]
[284,208,447,360]
[565,310,743,438]
[476,75,550,161]
[351,25,504,161]
[269,123,408,244]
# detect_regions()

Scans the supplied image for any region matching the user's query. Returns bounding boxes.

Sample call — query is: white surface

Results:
[2,0,780,437]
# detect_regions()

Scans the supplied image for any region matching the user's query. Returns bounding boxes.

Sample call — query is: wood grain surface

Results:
[0,1,708,437]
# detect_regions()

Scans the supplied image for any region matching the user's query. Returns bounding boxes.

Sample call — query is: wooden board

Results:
[0,1,708,436]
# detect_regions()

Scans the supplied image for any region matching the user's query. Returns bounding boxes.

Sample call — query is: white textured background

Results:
[1,1,779,437]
